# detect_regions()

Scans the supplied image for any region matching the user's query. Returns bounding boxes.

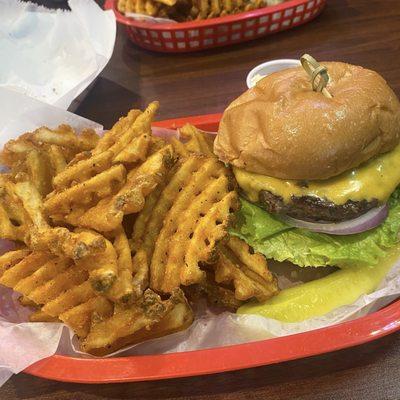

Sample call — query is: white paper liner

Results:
[0,0,116,109]
[0,92,400,384]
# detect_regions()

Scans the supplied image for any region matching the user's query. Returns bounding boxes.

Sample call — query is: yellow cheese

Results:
[233,143,400,205]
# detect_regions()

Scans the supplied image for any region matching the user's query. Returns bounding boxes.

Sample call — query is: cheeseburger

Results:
[215,58,400,270]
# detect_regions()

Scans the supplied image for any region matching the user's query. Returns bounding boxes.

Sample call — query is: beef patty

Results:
[258,190,378,222]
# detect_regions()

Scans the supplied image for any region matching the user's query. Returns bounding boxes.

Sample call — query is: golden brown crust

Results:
[214,62,400,180]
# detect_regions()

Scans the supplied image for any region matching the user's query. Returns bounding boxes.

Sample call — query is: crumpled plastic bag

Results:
[0,0,116,109]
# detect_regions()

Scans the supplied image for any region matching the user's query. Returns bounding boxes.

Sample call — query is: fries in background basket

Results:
[117,0,286,21]
[0,102,278,355]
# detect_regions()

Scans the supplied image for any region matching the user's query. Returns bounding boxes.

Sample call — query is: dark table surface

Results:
[2,0,400,399]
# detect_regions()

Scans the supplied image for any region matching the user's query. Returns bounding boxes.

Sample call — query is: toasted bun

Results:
[214,62,400,180]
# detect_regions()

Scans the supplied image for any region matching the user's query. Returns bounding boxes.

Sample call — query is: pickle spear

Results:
[237,244,400,322]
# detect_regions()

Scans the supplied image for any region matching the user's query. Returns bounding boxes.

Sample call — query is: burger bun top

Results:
[214,62,400,180]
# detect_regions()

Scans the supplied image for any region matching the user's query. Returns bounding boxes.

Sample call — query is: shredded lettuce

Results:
[230,190,400,268]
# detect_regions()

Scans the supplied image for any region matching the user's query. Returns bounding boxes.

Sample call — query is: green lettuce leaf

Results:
[230,191,400,268]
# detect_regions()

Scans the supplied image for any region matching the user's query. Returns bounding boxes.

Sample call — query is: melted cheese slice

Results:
[233,143,400,205]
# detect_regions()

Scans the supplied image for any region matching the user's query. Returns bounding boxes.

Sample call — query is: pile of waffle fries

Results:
[117,0,286,21]
[0,102,278,355]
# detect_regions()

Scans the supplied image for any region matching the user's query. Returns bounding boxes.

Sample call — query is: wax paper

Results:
[0,91,400,386]
[0,0,116,109]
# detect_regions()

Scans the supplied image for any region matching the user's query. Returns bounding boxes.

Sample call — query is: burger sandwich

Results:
[214,56,400,320]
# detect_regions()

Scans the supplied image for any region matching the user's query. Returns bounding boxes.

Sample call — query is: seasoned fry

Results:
[76,145,174,232]
[113,132,151,164]
[0,252,52,287]
[181,124,215,155]
[14,257,73,301]
[92,109,142,156]
[14,181,48,229]
[108,102,158,160]
[107,227,134,303]
[215,237,279,302]
[130,182,167,299]
[0,177,41,242]
[28,265,88,306]
[186,271,243,310]
[146,157,207,266]
[42,280,94,317]
[52,151,114,190]
[26,149,53,196]
[60,296,114,338]
[152,162,229,291]
[0,249,31,277]
[46,145,67,175]
[131,248,149,300]
[181,191,238,285]
[76,238,118,293]
[170,124,215,158]
[29,310,60,323]
[29,227,106,261]
[1,139,36,167]
[0,249,113,337]
[170,137,190,158]
[31,126,99,151]
[45,164,127,216]
[81,289,191,355]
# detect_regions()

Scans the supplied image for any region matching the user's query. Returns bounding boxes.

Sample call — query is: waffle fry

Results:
[104,227,134,302]
[0,250,114,337]
[215,237,278,301]
[28,227,106,261]
[29,310,60,323]
[81,289,192,355]
[130,182,167,299]
[0,125,99,197]
[148,154,238,293]
[75,144,174,232]
[52,151,114,190]
[30,126,99,152]
[61,296,114,338]
[45,164,127,216]
[185,271,243,310]
[132,156,206,295]
[0,177,36,242]
[157,173,233,291]
[0,249,31,276]
[46,145,67,175]
[75,237,119,293]
[171,124,215,158]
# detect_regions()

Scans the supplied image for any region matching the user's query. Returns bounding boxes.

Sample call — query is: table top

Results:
[2,0,400,398]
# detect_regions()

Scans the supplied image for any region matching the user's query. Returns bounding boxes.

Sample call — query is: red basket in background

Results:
[104,0,326,53]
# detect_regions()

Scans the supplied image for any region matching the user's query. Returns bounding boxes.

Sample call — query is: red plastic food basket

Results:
[104,0,326,53]
[23,114,400,384]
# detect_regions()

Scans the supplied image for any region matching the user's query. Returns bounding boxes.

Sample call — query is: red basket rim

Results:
[23,112,400,384]
[104,0,317,30]
[25,299,400,383]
